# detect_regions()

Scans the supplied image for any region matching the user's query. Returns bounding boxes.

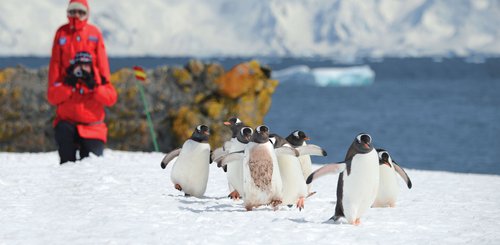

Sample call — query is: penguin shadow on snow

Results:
[173,195,247,213]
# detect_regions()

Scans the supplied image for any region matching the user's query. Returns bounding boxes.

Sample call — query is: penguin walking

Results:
[221,126,254,200]
[160,125,211,198]
[211,117,247,199]
[270,131,327,210]
[372,149,412,208]
[284,131,317,195]
[242,125,283,211]
[307,133,379,225]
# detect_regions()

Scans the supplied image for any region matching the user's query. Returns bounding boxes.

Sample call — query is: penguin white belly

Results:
[226,139,246,195]
[243,142,282,208]
[298,150,313,193]
[277,154,307,205]
[373,164,400,207]
[342,150,379,223]
[170,140,210,197]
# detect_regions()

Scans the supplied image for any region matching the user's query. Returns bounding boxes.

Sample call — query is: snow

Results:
[1,0,499,58]
[1,150,500,244]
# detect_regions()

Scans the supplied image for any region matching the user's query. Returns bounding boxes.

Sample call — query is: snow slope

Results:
[0,0,499,58]
[1,151,499,244]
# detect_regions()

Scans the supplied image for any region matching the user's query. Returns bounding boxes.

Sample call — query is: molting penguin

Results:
[242,125,283,211]
[306,133,379,225]
[372,149,412,208]
[160,125,211,198]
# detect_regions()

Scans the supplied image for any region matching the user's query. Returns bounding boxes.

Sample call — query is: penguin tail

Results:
[306,163,346,184]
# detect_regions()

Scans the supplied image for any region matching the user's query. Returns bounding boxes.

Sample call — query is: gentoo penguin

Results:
[211,117,247,199]
[306,133,379,225]
[242,125,283,211]
[223,126,254,200]
[286,131,316,195]
[372,149,412,208]
[270,131,327,210]
[160,125,211,198]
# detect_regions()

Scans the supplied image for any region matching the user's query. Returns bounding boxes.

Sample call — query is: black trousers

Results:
[55,121,104,164]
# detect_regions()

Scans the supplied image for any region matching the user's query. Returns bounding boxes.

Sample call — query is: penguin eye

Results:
[357,134,371,144]
[256,125,268,133]
[197,125,208,132]
[241,127,253,135]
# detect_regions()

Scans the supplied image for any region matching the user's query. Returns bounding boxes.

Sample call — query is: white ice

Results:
[1,150,499,244]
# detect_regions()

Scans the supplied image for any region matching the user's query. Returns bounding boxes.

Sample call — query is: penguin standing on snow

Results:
[270,131,327,210]
[307,133,379,225]
[160,125,211,198]
[285,131,316,195]
[372,149,412,208]
[242,125,283,211]
[218,126,254,200]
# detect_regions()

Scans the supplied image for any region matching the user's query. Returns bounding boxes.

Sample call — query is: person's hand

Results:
[81,70,96,89]
[63,67,78,88]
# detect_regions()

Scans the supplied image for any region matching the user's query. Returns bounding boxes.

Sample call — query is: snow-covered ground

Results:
[1,150,499,244]
[1,0,499,58]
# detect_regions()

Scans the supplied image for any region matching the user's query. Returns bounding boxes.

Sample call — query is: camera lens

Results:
[74,70,82,77]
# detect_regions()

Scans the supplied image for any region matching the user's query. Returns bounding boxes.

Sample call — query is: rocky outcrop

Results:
[0,60,278,152]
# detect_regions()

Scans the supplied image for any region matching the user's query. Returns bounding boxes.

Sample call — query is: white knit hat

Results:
[67,2,88,13]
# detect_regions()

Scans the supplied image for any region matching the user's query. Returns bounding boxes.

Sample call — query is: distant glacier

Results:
[0,0,499,58]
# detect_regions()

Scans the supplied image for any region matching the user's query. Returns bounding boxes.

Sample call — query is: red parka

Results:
[47,0,117,143]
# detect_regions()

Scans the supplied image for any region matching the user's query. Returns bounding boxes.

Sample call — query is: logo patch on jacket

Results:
[88,35,98,43]
[59,37,66,45]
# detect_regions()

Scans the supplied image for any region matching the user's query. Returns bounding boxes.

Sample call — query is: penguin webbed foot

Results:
[227,190,240,200]
[270,200,282,210]
[174,184,182,191]
[296,197,305,211]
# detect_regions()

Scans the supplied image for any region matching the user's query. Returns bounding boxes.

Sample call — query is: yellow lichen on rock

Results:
[171,106,200,146]
[0,68,16,84]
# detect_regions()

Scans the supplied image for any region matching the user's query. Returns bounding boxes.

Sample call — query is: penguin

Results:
[372,149,412,208]
[306,133,379,225]
[160,125,211,198]
[223,126,254,200]
[242,125,283,211]
[211,117,247,199]
[270,131,327,210]
[285,130,316,195]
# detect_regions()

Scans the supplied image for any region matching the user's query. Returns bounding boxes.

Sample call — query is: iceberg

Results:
[312,66,375,86]
[273,65,375,87]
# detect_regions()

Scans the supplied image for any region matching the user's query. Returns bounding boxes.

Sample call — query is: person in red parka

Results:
[47,0,117,164]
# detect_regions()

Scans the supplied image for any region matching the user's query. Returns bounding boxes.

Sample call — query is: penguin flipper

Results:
[393,161,412,189]
[274,146,299,157]
[306,163,346,184]
[211,147,226,163]
[160,148,181,169]
[218,152,244,167]
[295,144,327,156]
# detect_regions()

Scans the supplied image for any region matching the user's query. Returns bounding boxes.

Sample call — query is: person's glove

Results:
[81,70,96,89]
[63,65,78,87]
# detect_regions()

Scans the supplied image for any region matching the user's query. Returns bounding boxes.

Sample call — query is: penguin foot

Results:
[245,206,253,211]
[184,193,191,197]
[296,197,305,211]
[228,191,240,200]
[353,218,361,226]
[174,184,182,191]
[330,215,348,224]
[270,200,282,210]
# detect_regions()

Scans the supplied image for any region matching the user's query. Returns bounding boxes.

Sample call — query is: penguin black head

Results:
[285,130,310,147]
[252,125,270,143]
[376,148,392,167]
[353,133,373,153]
[191,124,210,143]
[224,117,244,138]
[237,126,253,144]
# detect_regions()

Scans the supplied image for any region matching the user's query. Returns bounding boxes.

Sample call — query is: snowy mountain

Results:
[1,0,499,58]
[1,151,500,243]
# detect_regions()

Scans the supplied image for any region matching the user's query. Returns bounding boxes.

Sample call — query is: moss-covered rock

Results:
[0,59,279,152]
